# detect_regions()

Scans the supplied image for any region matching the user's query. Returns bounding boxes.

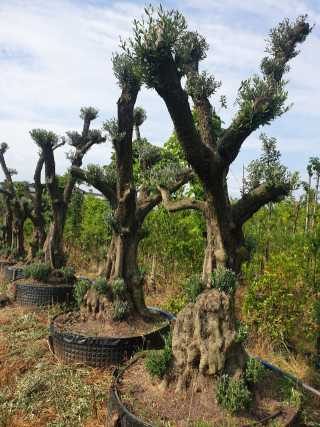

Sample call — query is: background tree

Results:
[0,143,32,258]
[30,107,105,268]
[123,6,312,387]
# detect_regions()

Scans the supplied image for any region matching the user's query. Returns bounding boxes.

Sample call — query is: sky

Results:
[0,0,319,196]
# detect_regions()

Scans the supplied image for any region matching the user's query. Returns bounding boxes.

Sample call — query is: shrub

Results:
[112,278,126,298]
[243,254,316,347]
[163,293,188,315]
[314,300,320,325]
[24,263,52,282]
[184,274,204,303]
[216,374,251,414]
[235,321,249,344]
[211,265,237,295]
[93,277,109,296]
[60,266,76,284]
[145,334,172,378]
[73,279,91,308]
[112,300,129,321]
[245,358,266,385]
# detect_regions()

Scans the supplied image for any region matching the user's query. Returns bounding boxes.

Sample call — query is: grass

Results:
[0,275,111,427]
[247,336,320,425]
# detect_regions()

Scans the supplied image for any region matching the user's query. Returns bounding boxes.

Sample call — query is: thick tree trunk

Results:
[44,205,67,268]
[11,218,25,258]
[111,229,149,317]
[172,290,247,392]
[4,209,13,249]
[175,191,249,389]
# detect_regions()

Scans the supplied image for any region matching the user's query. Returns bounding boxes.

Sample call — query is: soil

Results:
[117,357,299,427]
[54,310,168,338]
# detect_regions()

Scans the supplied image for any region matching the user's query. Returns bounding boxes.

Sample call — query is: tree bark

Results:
[43,204,67,268]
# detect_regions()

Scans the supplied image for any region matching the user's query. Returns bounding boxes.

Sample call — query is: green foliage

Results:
[30,129,59,147]
[211,265,237,295]
[133,107,147,127]
[280,377,302,408]
[245,358,266,385]
[60,266,76,284]
[140,207,205,276]
[24,263,52,282]
[314,300,320,325]
[92,277,109,296]
[184,274,204,303]
[235,321,249,344]
[145,334,172,379]
[111,278,126,298]
[216,375,251,414]
[73,279,91,308]
[112,53,141,91]
[244,133,291,192]
[163,293,188,315]
[112,300,129,321]
[244,252,314,345]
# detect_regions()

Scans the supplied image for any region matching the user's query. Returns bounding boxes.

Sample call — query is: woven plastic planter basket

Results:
[49,308,174,368]
[15,282,74,306]
[106,356,302,427]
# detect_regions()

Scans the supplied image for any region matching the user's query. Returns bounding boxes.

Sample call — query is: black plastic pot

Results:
[15,282,74,306]
[108,360,151,427]
[107,355,301,427]
[4,265,25,281]
[49,308,174,368]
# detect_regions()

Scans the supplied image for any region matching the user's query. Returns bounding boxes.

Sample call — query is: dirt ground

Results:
[0,274,319,426]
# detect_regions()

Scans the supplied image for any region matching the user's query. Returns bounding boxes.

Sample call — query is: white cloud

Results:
[0,0,319,197]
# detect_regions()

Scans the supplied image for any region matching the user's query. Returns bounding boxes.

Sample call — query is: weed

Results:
[145,333,172,378]
[211,266,237,296]
[216,374,251,414]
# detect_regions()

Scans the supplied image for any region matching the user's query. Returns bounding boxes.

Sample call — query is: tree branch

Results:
[232,182,291,227]
[136,169,194,221]
[149,52,217,188]
[158,185,205,212]
[71,166,117,208]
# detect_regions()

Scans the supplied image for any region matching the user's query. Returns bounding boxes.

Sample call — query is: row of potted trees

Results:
[0,6,312,426]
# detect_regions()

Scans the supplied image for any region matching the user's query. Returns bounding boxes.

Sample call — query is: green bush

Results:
[163,293,188,315]
[184,274,204,303]
[60,266,76,284]
[235,321,249,344]
[216,374,251,414]
[145,334,172,378]
[112,278,126,298]
[112,300,129,321]
[24,263,52,282]
[211,265,237,295]
[73,279,91,308]
[314,300,320,325]
[245,358,266,385]
[93,277,109,296]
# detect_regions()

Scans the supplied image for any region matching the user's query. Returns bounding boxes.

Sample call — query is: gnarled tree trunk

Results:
[44,204,67,269]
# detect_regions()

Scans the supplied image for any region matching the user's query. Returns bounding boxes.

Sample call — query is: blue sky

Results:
[0,0,319,195]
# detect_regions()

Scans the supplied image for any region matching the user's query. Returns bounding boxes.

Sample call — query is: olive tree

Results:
[30,107,105,268]
[72,91,191,317]
[0,143,32,258]
[119,7,312,388]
